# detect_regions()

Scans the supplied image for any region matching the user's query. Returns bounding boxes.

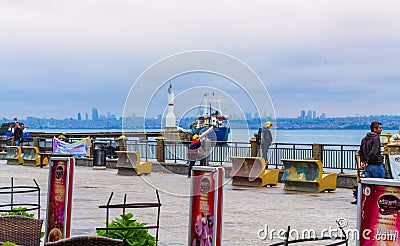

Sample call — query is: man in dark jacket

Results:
[13,121,23,146]
[352,121,384,204]
[359,121,384,178]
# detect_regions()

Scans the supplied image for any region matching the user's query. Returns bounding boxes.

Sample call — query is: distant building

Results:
[300,110,306,119]
[245,112,252,120]
[92,108,99,121]
[77,113,81,121]
[306,110,312,119]
[85,113,88,121]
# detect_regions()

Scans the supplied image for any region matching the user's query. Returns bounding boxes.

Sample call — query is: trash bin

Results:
[93,141,107,169]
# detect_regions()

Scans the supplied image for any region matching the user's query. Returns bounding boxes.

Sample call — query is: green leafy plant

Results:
[97,212,156,246]
[1,207,45,239]
[2,242,17,246]
[0,206,35,217]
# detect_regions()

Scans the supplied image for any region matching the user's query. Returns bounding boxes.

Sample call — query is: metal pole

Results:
[275,144,278,169]
[340,145,344,173]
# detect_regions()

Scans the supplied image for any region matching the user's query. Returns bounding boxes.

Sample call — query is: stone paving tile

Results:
[0,160,357,245]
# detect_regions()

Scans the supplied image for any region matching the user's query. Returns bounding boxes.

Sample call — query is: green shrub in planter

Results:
[97,212,156,246]
[0,206,34,218]
[1,207,45,239]
[2,242,17,246]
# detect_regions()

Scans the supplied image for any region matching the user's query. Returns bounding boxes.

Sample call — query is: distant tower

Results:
[307,110,312,119]
[78,113,82,121]
[165,83,176,129]
[300,110,306,119]
[92,108,99,121]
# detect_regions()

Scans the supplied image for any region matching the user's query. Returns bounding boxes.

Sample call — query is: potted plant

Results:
[97,212,156,246]
[1,207,45,239]
[2,242,17,246]
[0,206,35,218]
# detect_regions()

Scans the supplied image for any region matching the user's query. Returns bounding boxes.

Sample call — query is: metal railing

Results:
[269,143,359,172]
[125,140,360,172]
[1,135,360,173]
[321,144,360,172]
[126,140,157,161]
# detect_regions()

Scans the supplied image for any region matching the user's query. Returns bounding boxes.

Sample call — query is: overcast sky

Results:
[1,0,400,120]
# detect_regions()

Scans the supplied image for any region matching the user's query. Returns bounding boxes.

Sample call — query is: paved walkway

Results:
[0,160,357,245]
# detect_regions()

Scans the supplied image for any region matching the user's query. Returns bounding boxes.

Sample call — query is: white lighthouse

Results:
[165,83,176,129]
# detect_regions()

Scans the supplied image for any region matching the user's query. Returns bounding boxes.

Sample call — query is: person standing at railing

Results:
[187,134,206,177]
[261,121,274,166]
[13,121,24,146]
[352,121,384,204]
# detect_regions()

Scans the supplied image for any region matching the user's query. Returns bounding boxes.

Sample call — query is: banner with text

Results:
[52,137,90,157]
[389,155,400,180]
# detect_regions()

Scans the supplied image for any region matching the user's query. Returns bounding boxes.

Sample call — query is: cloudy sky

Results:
[1,0,400,120]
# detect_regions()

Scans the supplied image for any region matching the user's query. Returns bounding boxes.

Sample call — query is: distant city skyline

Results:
[3,107,400,122]
[4,111,400,131]
[1,1,400,119]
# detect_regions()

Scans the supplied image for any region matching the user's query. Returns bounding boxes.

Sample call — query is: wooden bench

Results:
[22,146,41,166]
[281,159,338,193]
[230,156,279,187]
[116,151,152,176]
[5,146,23,165]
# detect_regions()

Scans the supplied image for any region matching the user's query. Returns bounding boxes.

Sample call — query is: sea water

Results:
[27,128,398,145]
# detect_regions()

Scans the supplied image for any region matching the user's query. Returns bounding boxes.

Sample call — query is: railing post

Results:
[312,143,323,162]
[250,135,259,157]
[155,137,165,163]
[274,144,278,169]
[174,141,177,163]
[293,144,296,159]
[220,145,223,166]
[340,145,344,173]
[89,138,94,158]
[33,137,39,148]
[145,140,149,161]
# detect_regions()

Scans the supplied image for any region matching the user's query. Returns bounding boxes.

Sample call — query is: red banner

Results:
[46,157,74,242]
[358,179,400,245]
[189,166,224,246]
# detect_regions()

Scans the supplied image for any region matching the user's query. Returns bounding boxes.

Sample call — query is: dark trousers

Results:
[188,158,206,176]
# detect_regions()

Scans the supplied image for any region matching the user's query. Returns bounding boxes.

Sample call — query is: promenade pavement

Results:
[0,160,358,245]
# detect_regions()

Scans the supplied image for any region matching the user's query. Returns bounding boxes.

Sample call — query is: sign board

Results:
[45,157,75,242]
[53,137,90,156]
[388,155,400,180]
[189,166,224,246]
[357,178,400,245]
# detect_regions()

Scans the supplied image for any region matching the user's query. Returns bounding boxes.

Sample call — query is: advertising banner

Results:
[53,137,90,156]
[189,166,224,246]
[45,157,75,242]
[357,178,400,245]
[388,155,400,180]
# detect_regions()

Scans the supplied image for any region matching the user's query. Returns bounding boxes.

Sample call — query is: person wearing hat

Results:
[187,134,206,177]
[261,121,274,165]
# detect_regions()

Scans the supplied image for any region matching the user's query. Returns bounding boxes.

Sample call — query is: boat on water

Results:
[190,91,230,142]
